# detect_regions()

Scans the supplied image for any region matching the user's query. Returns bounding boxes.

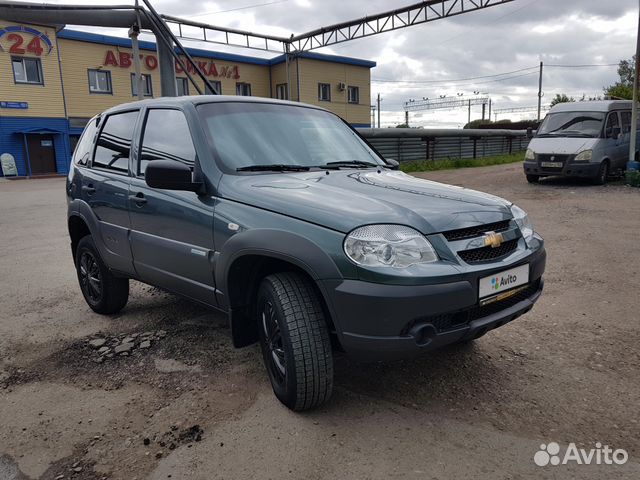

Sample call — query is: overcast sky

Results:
[9,0,639,127]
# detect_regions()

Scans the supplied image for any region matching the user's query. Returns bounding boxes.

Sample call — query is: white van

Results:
[523,100,639,184]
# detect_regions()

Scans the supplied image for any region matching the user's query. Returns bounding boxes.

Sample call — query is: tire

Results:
[75,235,129,314]
[526,174,540,184]
[593,161,609,185]
[256,272,333,411]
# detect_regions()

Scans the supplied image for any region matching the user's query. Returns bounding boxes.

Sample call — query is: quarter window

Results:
[131,73,153,97]
[205,80,222,95]
[621,111,632,135]
[93,111,139,173]
[318,83,331,102]
[73,116,99,166]
[236,82,252,96]
[176,77,189,96]
[276,83,288,100]
[88,69,112,94]
[139,109,196,176]
[604,112,620,138]
[347,86,359,104]
[12,56,43,84]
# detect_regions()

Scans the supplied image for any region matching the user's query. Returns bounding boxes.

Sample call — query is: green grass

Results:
[626,170,640,187]
[400,151,525,173]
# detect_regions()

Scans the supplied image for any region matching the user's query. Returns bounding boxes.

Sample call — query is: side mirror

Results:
[145,160,202,192]
[385,158,400,170]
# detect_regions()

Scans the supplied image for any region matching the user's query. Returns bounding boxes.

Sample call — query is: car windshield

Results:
[197,102,383,172]
[537,111,605,138]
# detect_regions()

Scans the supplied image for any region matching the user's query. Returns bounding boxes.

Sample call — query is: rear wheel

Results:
[256,272,333,411]
[526,174,540,184]
[75,236,129,314]
[593,161,609,185]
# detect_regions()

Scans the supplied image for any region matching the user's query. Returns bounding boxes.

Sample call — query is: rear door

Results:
[603,111,626,169]
[81,110,139,275]
[128,108,217,306]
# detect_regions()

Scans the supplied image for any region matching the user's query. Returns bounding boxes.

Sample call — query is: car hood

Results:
[218,169,513,234]
[529,136,597,155]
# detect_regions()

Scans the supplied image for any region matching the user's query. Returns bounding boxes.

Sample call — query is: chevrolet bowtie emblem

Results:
[483,231,504,248]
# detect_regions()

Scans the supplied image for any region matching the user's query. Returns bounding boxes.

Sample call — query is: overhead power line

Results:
[188,0,289,17]
[372,66,539,84]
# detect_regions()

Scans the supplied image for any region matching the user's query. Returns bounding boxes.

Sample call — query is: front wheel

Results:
[256,272,333,411]
[593,161,609,185]
[75,236,129,314]
[526,174,540,184]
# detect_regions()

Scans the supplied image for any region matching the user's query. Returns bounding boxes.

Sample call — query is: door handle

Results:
[81,184,96,195]
[129,193,147,205]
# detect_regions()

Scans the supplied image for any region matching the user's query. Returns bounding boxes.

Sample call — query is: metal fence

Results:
[357,128,531,163]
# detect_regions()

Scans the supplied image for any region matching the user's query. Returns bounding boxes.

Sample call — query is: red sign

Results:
[0,25,53,56]
[103,50,240,79]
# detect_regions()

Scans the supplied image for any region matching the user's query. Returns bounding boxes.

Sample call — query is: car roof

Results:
[101,95,329,116]
[550,100,633,113]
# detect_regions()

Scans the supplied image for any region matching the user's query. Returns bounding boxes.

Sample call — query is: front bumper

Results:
[320,247,546,361]
[524,159,600,178]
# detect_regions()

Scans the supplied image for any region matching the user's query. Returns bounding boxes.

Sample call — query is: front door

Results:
[128,108,216,306]
[27,134,57,175]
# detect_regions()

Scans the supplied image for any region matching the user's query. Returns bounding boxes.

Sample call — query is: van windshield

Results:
[537,112,605,137]
[197,102,383,172]
[537,111,605,138]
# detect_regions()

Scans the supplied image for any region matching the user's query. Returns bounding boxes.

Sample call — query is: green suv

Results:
[66,96,545,411]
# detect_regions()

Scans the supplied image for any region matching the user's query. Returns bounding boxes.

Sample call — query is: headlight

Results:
[510,205,534,244]
[344,224,438,268]
[574,149,592,161]
[525,149,535,160]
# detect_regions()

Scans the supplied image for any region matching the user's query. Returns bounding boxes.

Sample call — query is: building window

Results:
[318,83,331,102]
[276,83,288,100]
[205,80,222,95]
[131,73,153,97]
[88,69,112,94]
[236,82,252,96]
[347,86,359,104]
[12,57,43,85]
[176,77,189,96]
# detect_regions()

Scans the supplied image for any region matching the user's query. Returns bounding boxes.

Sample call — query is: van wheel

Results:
[75,236,129,314]
[526,174,540,184]
[256,272,333,411]
[593,161,609,185]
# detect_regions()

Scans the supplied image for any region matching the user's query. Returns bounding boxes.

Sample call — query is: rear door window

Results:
[92,111,139,173]
[138,109,196,176]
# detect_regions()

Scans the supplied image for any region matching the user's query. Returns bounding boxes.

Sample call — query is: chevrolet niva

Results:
[67,96,545,411]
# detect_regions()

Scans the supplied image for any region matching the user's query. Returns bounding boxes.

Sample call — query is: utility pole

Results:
[628,0,640,171]
[468,99,471,124]
[377,93,381,128]
[488,98,492,122]
[537,61,543,122]
[405,110,409,127]
[130,0,144,100]
[371,105,376,128]
[481,102,486,121]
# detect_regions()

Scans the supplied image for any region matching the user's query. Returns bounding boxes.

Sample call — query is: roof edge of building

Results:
[57,29,376,68]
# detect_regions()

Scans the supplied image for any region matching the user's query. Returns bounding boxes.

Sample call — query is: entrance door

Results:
[27,134,57,175]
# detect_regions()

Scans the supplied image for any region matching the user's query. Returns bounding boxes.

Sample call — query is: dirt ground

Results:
[0,164,639,480]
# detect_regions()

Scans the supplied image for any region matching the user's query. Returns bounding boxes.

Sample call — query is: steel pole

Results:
[377,93,381,128]
[628,0,640,171]
[537,61,543,122]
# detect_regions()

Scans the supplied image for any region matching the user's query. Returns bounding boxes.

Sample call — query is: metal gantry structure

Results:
[492,105,550,121]
[0,0,517,112]
[404,95,491,126]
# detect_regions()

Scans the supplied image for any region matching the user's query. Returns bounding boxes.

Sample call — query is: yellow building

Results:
[0,21,375,177]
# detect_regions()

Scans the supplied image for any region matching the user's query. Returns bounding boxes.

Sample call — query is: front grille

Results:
[442,220,511,242]
[537,154,571,163]
[458,238,518,264]
[403,279,541,334]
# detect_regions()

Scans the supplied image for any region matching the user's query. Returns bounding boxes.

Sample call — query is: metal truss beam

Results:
[404,95,490,111]
[288,0,515,52]
[493,105,550,114]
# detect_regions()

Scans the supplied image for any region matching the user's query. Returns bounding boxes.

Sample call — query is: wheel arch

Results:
[68,214,92,263]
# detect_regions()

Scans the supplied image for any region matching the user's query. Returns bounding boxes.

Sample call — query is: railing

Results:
[358,128,530,162]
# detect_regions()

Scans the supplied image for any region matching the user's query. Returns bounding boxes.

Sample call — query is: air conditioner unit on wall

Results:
[337,82,346,91]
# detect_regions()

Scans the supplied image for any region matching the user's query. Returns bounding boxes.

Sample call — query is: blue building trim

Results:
[57,29,376,69]
[0,116,71,177]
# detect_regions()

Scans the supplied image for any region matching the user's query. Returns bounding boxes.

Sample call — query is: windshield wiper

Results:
[322,160,380,169]
[236,164,310,172]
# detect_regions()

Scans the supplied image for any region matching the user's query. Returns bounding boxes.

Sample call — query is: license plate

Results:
[541,161,563,168]
[479,264,529,299]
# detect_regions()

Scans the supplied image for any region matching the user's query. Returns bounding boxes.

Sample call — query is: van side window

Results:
[621,111,632,135]
[604,112,620,138]
[93,111,139,173]
[138,109,196,176]
[73,116,99,166]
